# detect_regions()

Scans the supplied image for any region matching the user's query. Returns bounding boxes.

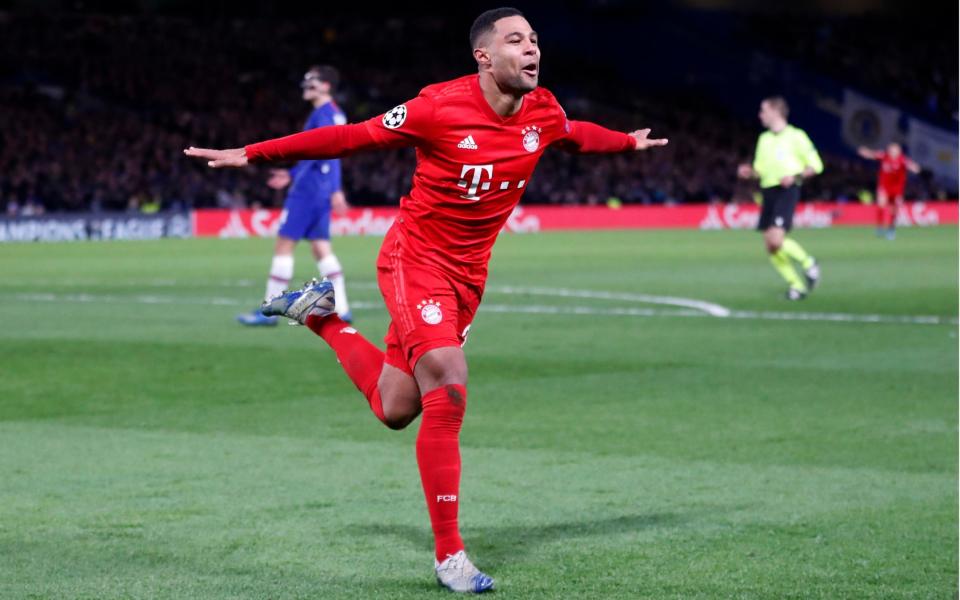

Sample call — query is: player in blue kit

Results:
[237,65,353,325]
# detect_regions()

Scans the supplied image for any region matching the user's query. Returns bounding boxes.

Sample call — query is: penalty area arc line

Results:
[489,284,732,317]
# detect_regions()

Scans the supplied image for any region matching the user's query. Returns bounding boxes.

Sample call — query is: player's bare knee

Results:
[381,392,421,430]
[378,368,421,430]
[414,347,468,391]
[378,390,419,428]
[274,237,296,255]
[382,408,418,430]
[764,230,784,254]
[311,240,333,260]
[384,418,410,431]
[424,364,467,390]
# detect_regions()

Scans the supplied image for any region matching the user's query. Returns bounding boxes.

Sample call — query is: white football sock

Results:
[265,254,294,302]
[317,254,350,316]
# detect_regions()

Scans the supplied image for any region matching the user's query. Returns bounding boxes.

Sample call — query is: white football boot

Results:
[803,259,821,292]
[435,550,495,593]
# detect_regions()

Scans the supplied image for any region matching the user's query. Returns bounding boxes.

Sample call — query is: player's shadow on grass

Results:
[348,512,679,567]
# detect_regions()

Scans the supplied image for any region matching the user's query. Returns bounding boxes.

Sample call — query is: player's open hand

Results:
[331,190,350,215]
[629,129,668,151]
[183,147,248,168]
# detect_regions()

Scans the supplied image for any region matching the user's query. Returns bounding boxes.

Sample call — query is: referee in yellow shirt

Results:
[738,96,823,300]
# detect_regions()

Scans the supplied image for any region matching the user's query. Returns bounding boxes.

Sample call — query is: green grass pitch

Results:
[0,226,956,598]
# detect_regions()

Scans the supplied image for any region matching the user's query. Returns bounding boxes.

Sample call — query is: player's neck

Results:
[769,120,788,134]
[311,94,332,109]
[478,72,524,117]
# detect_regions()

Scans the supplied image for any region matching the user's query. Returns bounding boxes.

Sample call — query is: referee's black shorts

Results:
[757,184,801,231]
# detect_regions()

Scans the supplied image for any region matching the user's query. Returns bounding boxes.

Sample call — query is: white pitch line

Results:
[3,293,955,326]
[490,284,732,317]
[725,309,957,326]
[472,303,957,326]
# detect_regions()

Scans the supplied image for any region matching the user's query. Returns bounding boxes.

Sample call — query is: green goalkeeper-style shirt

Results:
[752,124,824,189]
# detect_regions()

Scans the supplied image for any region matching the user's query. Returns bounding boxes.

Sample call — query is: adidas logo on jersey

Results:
[457,135,478,150]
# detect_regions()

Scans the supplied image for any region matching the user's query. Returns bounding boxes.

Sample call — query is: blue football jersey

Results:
[287,101,345,200]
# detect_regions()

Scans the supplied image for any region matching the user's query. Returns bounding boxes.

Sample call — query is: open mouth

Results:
[522,63,539,77]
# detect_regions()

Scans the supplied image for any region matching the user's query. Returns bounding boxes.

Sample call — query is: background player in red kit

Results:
[858,143,921,240]
[185,7,667,593]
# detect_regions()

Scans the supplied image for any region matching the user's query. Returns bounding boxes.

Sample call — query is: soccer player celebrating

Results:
[186,7,667,593]
[857,142,921,240]
[738,96,823,301]
[236,65,353,326]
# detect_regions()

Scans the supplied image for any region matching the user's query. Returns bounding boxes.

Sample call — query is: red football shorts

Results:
[376,236,482,377]
[879,182,906,200]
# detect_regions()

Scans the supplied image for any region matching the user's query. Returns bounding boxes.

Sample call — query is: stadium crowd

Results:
[740,14,958,123]
[0,11,953,216]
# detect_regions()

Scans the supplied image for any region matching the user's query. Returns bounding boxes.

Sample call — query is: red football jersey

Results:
[363,75,632,284]
[246,74,635,286]
[877,152,908,191]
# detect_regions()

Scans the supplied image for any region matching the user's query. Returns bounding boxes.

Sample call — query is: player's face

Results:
[887,143,901,157]
[758,101,777,128]
[486,16,540,94]
[301,74,324,101]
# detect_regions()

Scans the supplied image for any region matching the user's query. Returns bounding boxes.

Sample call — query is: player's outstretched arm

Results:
[857,146,880,160]
[186,122,388,170]
[906,158,922,174]
[558,120,667,154]
[184,96,434,170]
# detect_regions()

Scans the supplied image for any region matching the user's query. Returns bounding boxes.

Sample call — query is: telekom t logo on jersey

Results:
[457,164,526,201]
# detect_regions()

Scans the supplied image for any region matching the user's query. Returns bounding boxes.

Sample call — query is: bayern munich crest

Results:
[521,125,542,152]
[383,104,407,129]
[417,299,443,325]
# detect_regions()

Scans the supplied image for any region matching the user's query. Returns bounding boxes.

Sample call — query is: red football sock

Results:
[887,205,898,229]
[876,205,888,228]
[306,314,386,423]
[416,384,467,562]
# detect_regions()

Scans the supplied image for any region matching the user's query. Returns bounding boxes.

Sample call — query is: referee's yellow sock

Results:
[781,238,815,270]
[770,250,806,291]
